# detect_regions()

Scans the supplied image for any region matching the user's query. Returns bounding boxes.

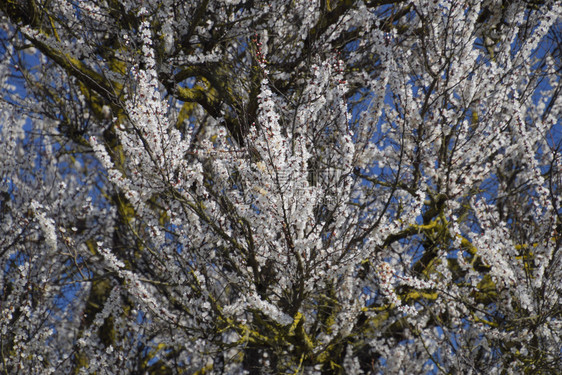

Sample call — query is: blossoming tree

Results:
[1,0,561,373]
